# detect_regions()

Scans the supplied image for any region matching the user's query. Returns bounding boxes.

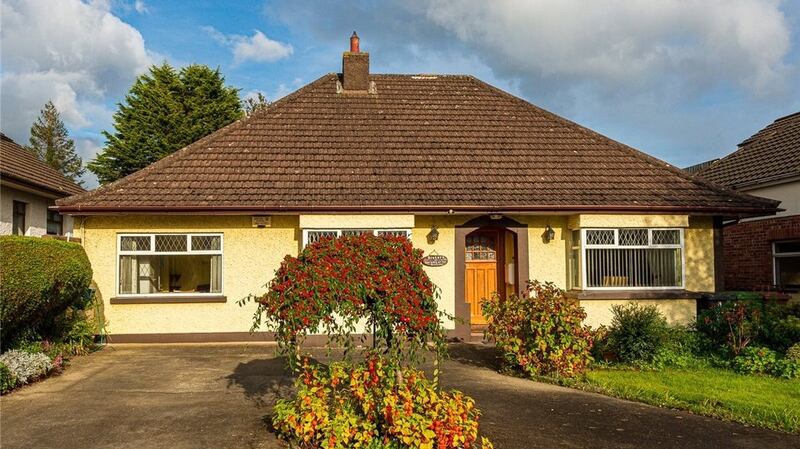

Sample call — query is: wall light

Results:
[544,224,556,243]
[427,225,439,244]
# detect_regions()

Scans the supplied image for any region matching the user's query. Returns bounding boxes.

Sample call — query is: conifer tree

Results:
[25,101,84,185]
[88,63,242,184]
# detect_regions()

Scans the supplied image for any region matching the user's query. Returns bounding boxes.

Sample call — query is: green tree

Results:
[243,91,270,117]
[88,63,242,184]
[25,101,85,185]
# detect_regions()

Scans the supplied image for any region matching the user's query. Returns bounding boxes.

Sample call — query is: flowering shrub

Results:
[0,350,52,385]
[273,357,493,449]
[249,234,446,364]
[482,280,593,378]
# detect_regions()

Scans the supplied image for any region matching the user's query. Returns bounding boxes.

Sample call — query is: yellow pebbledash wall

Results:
[76,213,716,337]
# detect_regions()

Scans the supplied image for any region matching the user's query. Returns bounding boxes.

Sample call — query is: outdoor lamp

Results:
[544,224,556,243]
[427,225,439,244]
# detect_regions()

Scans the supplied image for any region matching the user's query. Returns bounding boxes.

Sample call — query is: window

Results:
[117,234,223,296]
[303,229,411,246]
[578,228,684,289]
[47,210,63,235]
[12,201,26,235]
[774,240,800,291]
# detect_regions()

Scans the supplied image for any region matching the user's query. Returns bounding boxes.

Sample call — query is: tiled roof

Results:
[698,111,800,189]
[57,74,777,216]
[0,133,85,196]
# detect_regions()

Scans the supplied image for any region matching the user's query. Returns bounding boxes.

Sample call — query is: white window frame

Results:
[580,228,685,290]
[773,240,800,290]
[116,233,224,297]
[302,228,412,247]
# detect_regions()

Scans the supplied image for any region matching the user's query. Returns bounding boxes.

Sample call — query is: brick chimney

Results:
[342,31,369,91]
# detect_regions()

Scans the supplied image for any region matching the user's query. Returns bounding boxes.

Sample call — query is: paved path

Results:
[1,344,797,449]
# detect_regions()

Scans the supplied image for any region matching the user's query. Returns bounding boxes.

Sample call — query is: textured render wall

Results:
[516,215,570,289]
[413,215,469,329]
[684,216,716,292]
[79,215,300,335]
[0,185,73,236]
[581,299,696,328]
[568,214,689,229]
[722,215,800,290]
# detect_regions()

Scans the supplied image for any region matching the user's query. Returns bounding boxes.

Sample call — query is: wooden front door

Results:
[465,230,502,325]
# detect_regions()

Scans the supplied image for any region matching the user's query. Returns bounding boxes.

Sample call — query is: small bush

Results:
[0,362,17,393]
[606,302,669,365]
[697,300,763,355]
[652,326,702,368]
[482,280,593,378]
[787,343,800,361]
[731,346,799,379]
[0,350,52,384]
[731,346,778,375]
[273,357,492,449]
[762,315,800,352]
[0,236,93,349]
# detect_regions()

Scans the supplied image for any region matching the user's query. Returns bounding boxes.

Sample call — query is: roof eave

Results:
[55,203,780,219]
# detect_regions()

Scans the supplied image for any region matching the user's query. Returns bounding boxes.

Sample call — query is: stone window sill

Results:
[110,295,227,304]
[564,289,702,300]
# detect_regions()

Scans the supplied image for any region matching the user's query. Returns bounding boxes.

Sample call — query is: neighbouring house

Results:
[696,112,800,298]
[55,34,780,342]
[1,133,84,238]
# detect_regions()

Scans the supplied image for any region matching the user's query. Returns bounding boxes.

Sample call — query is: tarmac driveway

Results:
[1,344,798,449]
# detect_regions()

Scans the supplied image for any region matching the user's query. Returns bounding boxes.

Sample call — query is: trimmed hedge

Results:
[0,236,93,349]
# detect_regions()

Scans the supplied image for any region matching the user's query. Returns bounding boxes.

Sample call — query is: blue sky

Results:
[2,0,799,187]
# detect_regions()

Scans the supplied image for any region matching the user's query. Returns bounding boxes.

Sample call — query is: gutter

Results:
[54,203,781,219]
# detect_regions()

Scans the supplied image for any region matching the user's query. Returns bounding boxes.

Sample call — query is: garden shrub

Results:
[787,343,800,362]
[761,314,800,352]
[606,302,669,365]
[249,234,446,366]
[731,346,799,379]
[250,235,492,448]
[482,280,594,378]
[696,300,763,355]
[273,356,492,449]
[651,325,702,368]
[0,350,52,384]
[0,362,17,393]
[0,236,93,349]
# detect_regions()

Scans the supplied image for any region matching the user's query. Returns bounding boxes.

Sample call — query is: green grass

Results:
[577,366,800,433]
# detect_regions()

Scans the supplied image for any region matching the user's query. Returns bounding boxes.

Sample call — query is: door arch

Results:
[454,216,529,339]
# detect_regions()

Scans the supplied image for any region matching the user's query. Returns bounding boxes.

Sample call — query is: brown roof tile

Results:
[57,74,777,216]
[0,133,85,196]
[698,111,800,189]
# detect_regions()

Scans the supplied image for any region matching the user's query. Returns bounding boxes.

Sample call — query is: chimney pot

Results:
[342,31,369,91]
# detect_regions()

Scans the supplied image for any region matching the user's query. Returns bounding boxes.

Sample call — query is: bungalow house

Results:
[56,34,779,342]
[1,133,84,237]
[695,112,799,297]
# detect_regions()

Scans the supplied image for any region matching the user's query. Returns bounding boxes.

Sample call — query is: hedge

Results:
[0,236,93,349]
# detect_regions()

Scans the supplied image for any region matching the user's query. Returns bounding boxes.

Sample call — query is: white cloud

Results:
[134,0,148,14]
[420,0,791,97]
[0,0,151,142]
[203,27,293,64]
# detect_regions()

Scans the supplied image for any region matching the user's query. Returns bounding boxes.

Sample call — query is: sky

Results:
[2,0,799,188]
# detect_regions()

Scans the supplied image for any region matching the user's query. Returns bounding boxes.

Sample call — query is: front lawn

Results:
[580,365,800,433]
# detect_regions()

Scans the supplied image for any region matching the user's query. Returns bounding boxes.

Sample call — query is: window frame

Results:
[579,228,685,290]
[302,228,412,247]
[12,201,26,235]
[115,233,224,298]
[46,210,63,236]
[773,240,800,291]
